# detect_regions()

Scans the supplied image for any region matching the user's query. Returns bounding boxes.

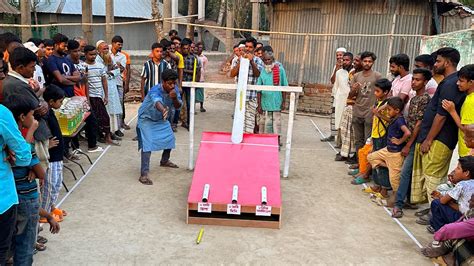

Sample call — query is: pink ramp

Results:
[187,132,282,229]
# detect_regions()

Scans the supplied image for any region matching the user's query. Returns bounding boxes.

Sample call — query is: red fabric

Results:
[188,132,282,207]
[272,64,280,86]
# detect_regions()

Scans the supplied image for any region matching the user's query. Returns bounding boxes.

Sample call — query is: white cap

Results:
[23,42,39,53]
[336,47,347,53]
[238,44,245,48]
[96,40,106,48]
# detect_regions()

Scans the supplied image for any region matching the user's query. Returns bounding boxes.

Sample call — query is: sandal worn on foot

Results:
[351,176,369,185]
[160,161,179,168]
[139,176,153,185]
[392,207,404,218]
[52,208,67,217]
[36,242,47,252]
[415,208,430,217]
[37,235,48,244]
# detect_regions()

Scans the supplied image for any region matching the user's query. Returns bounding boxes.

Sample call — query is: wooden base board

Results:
[186,204,282,229]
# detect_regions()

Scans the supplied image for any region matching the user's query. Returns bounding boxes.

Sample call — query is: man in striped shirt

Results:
[140,43,169,100]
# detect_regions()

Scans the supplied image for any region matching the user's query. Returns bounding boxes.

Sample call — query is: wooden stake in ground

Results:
[186,0,198,40]
[82,0,93,45]
[20,0,32,41]
[105,0,114,43]
[152,0,164,41]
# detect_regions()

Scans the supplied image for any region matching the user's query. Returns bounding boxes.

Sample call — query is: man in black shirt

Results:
[411,47,466,209]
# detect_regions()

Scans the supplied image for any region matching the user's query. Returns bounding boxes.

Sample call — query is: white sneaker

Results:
[87,146,104,153]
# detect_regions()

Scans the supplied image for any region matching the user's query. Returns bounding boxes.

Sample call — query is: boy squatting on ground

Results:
[137,69,182,185]
[3,94,60,265]
[367,97,412,206]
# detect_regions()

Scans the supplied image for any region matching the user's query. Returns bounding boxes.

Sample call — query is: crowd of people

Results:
[1,26,473,265]
[0,29,212,265]
[326,46,474,264]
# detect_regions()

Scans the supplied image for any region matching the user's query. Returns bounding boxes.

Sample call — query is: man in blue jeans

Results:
[392,68,431,218]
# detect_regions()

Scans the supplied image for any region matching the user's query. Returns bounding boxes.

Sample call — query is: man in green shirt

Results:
[257,50,288,147]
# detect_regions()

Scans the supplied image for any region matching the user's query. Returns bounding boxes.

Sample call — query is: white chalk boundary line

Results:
[56,145,111,207]
[310,119,423,249]
[126,113,138,127]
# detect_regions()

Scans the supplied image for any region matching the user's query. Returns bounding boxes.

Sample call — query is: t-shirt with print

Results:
[12,143,40,200]
[458,93,474,157]
[351,71,382,118]
[73,60,87,96]
[447,179,474,214]
[386,116,407,152]
[45,54,76,97]
[417,72,466,150]
[371,99,389,139]
[406,93,430,132]
[84,61,107,98]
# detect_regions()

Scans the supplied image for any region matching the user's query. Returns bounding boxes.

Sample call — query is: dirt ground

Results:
[34,88,437,265]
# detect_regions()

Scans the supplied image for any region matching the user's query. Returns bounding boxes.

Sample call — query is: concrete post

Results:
[82,0,93,45]
[163,0,172,36]
[105,0,114,43]
[20,0,32,41]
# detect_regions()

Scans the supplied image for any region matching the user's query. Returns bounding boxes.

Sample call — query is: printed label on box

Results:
[197,202,212,213]
[227,204,241,215]
[256,205,272,216]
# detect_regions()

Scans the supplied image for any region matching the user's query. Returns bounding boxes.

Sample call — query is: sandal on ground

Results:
[362,186,379,194]
[426,225,436,234]
[392,207,404,218]
[139,176,153,185]
[122,124,131,130]
[37,236,48,244]
[53,208,67,217]
[415,208,430,217]
[351,176,369,185]
[160,161,179,168]
[403,202,419,210]
[348,169,359,176]
[348,164,359,169]
[36,242,47,252]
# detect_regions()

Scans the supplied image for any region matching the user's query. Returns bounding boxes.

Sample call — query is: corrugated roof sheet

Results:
[269,0,433,84]
[34,0,156,19]
[0,0,19,14]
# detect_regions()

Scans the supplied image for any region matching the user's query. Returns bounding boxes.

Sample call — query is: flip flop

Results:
[35,242,47,252]
[348,169,360,176]
[139,176,153,185]
[415,208,430,217]
[351,176,369,185]
[52,208,67,217]
[160,161,179,168]
[37,236,48,244]
[392,207,404,218]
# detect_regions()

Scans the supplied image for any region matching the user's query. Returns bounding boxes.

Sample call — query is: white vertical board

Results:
[231,58,250,144]
[198,0,205,21]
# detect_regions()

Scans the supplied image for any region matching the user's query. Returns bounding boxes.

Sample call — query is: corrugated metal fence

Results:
[269,0,431,84]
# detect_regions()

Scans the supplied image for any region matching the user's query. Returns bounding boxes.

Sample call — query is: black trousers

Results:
[0,205,17,266]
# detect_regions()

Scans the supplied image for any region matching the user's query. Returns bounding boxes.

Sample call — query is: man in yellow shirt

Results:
[442,64,474,157]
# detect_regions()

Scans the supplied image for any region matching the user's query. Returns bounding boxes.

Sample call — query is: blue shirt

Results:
[387,116,407,152]
[45,54,76,97]
[12,143,40,200]
[0,105,32,214]
[137,84,182,152]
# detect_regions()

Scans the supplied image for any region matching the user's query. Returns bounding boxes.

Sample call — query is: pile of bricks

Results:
[287,83,332,115]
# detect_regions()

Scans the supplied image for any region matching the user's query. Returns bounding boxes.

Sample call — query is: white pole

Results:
[283,92,296,178]
[189,87,196,170]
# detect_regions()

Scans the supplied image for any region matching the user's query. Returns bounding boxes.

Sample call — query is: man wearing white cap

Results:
[23,42,45,97]
[322,47,347,143]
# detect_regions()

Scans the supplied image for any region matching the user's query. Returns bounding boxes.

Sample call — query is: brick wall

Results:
[287,83,332,115]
